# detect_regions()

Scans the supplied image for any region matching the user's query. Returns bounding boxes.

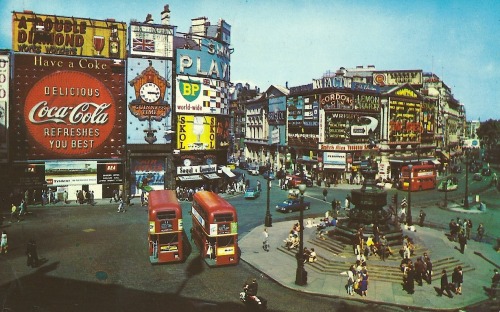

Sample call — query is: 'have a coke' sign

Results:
[12,54,125,160]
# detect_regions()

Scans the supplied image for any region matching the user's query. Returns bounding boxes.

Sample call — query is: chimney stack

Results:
[161,4,171,25]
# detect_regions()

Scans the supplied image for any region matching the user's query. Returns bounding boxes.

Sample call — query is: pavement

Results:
[239,199,500,311]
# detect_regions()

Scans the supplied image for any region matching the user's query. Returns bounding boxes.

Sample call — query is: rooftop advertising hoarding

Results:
[127,58,172,144]
[129,22,174,59]
[12,11,126,59]
[373,70,423,86]
[268,96,287,126]
[176,75,229,115]
[0,53,9,163]
[11,54,126,160]
[176,41,230,82]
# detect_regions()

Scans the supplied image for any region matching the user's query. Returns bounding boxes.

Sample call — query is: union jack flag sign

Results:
[133,38,155,52]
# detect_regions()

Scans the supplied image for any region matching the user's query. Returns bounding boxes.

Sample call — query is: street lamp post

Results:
[406,164,413,226]
[464,149,470,209]
[295,184,307,286]
[444,176,448,208]
[264,162,273,227]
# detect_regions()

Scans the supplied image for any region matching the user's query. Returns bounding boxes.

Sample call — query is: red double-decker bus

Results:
[191,191,239,266]
[400,164,437,191]
[148,190,187,264]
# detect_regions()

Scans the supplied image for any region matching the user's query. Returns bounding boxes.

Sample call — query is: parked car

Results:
[244,187,261,199]
[438,177,458,191]
[481,168,492,176]
[473,173,483,181]
[262,171,275,180]
[248,165,259,176]
[275,198,311,213]
[248,169,259,176]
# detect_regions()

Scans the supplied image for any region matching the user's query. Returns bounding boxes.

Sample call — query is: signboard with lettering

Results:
[324,112,379,144]
[129,22,174,59]
[312,76,351,89]
[323,152,346,169]
[0,53,9,163]
[373,70,422,86]
[127,58,172,144]
[97,162,123,184]
[354,94,380,111]
[176,114,216,151]
[176,75,229,115]
[176,45,230,82]
[268,96,287,125]
[45,160,97,186]
[12,12,126,59]
[387,85,422,144]
[388,100,422,144]
[11,54,125,160]
[12,163,46,187]
[320,92,354,110]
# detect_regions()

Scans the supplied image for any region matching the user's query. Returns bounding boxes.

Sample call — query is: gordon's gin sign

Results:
[12,54,124,160]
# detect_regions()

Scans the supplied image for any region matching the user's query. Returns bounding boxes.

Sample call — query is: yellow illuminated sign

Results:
[12,12,126,59]
[177,115,216,151]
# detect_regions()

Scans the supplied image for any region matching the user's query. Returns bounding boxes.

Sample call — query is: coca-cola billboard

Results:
[12,54,125,160]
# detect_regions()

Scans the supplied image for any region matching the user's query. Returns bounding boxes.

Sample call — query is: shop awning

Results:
[431,159,441,165]
[221,166,236,178]
[203,173,220,180]
[177,175,203,181]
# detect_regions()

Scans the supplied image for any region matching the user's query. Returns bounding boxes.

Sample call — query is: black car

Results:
[302,177,314,187]
[481,168,492,176]
[473,173,483,181]
[275,199,311,213]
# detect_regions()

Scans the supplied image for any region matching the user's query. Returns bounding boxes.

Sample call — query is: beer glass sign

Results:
[93,36,105,56]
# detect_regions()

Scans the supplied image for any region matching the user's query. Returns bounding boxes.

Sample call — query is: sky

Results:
[1,0,499,121]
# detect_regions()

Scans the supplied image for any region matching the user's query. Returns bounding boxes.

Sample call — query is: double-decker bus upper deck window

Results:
[214,213,233,222]
[157,211,176,220]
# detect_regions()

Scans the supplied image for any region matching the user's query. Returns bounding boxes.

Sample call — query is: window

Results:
[157,211,176,220]
[214,213,234,222]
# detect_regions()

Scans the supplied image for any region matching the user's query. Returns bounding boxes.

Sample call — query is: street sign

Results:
[401,198,407,207]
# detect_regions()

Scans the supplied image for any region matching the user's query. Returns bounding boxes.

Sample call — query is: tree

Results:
[476,119,500,150]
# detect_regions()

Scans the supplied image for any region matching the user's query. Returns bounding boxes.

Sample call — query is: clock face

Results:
[183,159,192,166]
[140,82,161,103]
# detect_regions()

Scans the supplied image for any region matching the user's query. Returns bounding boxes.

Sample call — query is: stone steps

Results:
[277,243,475,284]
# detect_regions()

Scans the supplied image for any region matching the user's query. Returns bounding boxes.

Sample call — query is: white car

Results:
[248,169,259,176]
